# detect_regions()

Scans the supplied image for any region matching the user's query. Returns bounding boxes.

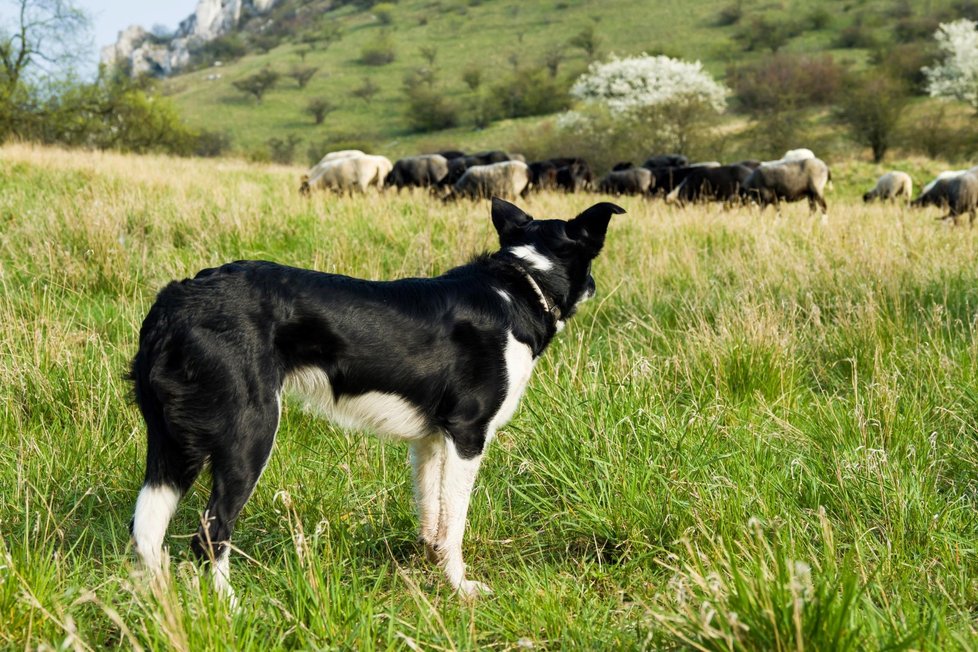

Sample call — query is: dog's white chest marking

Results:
[284,368,431,440]
[488,333,535,438]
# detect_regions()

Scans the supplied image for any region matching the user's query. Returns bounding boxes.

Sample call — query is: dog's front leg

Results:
[409,435,444,562]
[435,437,490,597]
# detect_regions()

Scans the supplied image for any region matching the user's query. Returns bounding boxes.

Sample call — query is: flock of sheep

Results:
[298,147,978,224]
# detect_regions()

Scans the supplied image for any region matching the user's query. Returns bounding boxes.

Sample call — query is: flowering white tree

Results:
[923,19,978,112]
[569,54,728,115]
[554,54,729,166]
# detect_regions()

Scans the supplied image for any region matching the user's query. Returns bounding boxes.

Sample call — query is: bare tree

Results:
[232,68,280,102]
[350,77,379,105]
[287,65,318,89]
[0,0,90,94]
[305,97,336,125]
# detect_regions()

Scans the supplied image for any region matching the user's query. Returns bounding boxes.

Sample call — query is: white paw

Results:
[457,579,492,598]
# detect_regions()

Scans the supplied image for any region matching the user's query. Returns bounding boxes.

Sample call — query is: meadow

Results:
[1,144,977,650]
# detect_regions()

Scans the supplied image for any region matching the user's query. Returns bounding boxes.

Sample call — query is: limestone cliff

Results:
[100,0,280,77]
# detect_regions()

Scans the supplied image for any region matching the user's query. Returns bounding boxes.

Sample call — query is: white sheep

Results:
[863,171,913,202]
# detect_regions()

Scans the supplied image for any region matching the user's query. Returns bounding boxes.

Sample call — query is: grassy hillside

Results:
[2,144,977,649]
[161,0,963,160]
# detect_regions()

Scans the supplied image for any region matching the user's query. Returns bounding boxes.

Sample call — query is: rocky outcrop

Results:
[101,0,281,77]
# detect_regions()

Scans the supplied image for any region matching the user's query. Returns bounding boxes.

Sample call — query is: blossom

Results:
[569,54,728,115]
[923,19,978,109]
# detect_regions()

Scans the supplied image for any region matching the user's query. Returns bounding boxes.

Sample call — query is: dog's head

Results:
[491,197,625,320]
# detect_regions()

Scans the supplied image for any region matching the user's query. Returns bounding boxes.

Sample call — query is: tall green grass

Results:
[1,144,976,649]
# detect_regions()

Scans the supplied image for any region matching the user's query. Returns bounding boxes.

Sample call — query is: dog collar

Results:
[507,261,562,323]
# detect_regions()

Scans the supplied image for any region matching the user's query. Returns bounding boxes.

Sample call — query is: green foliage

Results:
[305,97,336,124]
[189,33,249,67]
[402,72,459,132]
[568,24,601,60]
[836,72,908,163]
[490,67,571,120]
[373,2,396,24]
[287,65,319,89]
[350,77,380,104]
[265,134,302,163]
[359,32,396,65]
[231,68,280,102]
[734,14,798,52]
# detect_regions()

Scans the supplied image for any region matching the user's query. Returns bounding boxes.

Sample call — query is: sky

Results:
[75,0,198,72]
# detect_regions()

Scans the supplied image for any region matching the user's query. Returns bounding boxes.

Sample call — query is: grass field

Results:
[2,144,978,650]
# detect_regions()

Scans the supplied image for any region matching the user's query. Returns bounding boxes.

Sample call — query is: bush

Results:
[360,33,396,65]
[305,97,336,125]
[834,23,877,49]
[735,15,794,52]
[728,53,843,112]
[189,34,248,67]
[492,67,572,119]
[266,135,302,164]
[893,15,941,42]
[402,72,459,132]
[194,129,233,157]
[373,3,395,24]
[870,41,935,92]
[231,68,280,102]
[715,1,743,27]
[836,72,908,162]
[806,7,832,30]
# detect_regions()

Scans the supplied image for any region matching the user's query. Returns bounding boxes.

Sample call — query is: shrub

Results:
[350,78,380,104]
[924,19,978,113]
[189,34,247,67]
[360,33,396,65]
[715,1,743,27]
[287,66,318,89]
[834,23,877,49]
[893,15,941,42]
[570,53,727,115]
[870,41,935,92]
[806,7,832,30]
[373,3,395,24]
[735,15,794,52]
[194,129,233,157]
[266,135,302,164]
[231,68,280,102]
[402,71,459,132]
[492,67,572,119]
[568,24,601,60]
[305,97,336,125]
[836,72,908,162]
[728,53,843,112]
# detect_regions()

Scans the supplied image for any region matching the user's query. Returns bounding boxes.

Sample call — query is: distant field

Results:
[1,144,977,649]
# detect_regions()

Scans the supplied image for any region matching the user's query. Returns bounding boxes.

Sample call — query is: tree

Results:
[544,46,564,78]
[305,97,336,125]
[923,19,978,113]
[462,65,482,91]
[569,24,601,60]
[287,65,318,89]
[350,77,379,104]
[570,54,728,115]
[232,68,279,102]
[0,0,89,96]
[419,45,437,67]
[302,21,342,51]
[837,73,907,163]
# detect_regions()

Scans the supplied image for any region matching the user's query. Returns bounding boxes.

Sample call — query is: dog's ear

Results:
[566,202,625,253]
[491,196,533,244]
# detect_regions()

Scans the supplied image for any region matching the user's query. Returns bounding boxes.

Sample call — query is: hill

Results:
[154,0,972,162]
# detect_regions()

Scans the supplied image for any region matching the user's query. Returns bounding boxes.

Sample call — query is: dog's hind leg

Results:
[191,395,280,602]
[434,436,490,597]
[409,435,445,562]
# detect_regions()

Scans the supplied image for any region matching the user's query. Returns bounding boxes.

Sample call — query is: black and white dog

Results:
[129,197,623,599]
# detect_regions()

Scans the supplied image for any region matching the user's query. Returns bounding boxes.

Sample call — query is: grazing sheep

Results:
[863,171,913,202]
[450,160,530,200]
[612,161,634,171]
[761,148,815,166]
[300,154,392,195]
[921,170,967,195]
[666,164,754,205]
[598,168,652,195]
[742,157,830,215]
[386,154,449,190]
[554,159,593,193]
[642,154,689,169]
[912,172,978,225]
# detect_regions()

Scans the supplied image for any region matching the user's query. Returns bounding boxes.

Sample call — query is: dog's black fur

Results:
[129,197,623,595]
